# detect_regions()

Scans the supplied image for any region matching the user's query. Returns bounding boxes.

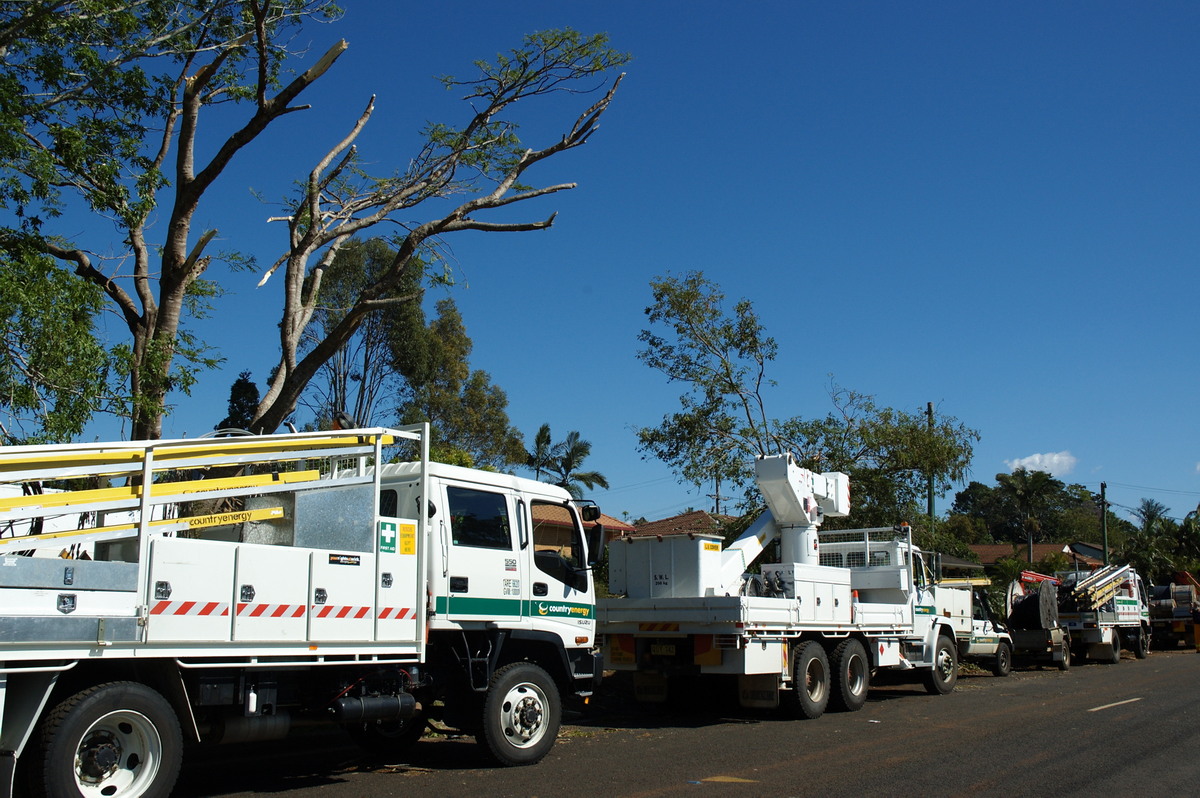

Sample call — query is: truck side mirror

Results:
[586,524,605,568]
[580,505,601,523]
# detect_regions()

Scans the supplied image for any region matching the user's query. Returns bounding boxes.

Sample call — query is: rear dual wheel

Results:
[783,641,829,719]
[829,638,870,712]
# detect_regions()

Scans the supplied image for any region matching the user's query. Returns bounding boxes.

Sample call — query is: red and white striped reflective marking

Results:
[638,622,680,632]
[312,605,372,619]
[150,600,230,617]
[236,603,306,619]
[378,606,415,620]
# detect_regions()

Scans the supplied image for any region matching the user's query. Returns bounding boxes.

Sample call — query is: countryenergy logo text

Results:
[536,602,593,619]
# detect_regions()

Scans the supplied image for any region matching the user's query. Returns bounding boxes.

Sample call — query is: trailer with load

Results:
[1057,563,1150,662]
[1149,572,1200,649]
[598,454,971,719]
[0,424,604,797]
[1002,572,1072,669]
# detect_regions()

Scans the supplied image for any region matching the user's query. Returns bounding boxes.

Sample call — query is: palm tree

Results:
[995,468,1063,563]
[525,423,560,480]
[1133,498,1169,533]
[546,430,609,499]
[1118,499,1174,583]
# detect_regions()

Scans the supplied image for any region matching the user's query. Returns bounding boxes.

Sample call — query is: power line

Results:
[1104,481,1200,498]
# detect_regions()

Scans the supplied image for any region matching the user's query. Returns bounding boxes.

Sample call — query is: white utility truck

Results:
[1057,564,1151,662]
[599,453,971,719]
[0,425,604,798]
[938,580,1018,676]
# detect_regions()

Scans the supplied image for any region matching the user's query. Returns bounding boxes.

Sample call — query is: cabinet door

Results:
[232,544,309,642]
[309,550,376,642]
[146,537,234,643]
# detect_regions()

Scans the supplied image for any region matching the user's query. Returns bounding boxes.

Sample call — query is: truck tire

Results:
[27,681,182,798]
[992,641,1013,677]
[1105,630,1121,664]
[783,641,830,720]
[1057,638,1071,671]
[923,635,959,695]
[477,662,561,766]
[346,712,427,757]
[1135,627,1150,659]
[828,638,870,712]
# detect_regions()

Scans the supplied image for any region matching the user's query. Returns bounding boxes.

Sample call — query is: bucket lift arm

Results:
[720,453,849,590]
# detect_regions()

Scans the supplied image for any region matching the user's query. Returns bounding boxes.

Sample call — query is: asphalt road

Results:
[177,650,1200,797]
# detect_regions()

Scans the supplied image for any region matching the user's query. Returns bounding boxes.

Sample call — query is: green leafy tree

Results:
[215,371,260,431]
[0,248,111,442]
[397,299,524,470]
[0,4,627,441]
[1113,498,1178,583]
[994,468,1065,561]
[637,271,777,496]
[637,271,978,523]
[948,477,1126,551]
[0,0,342,439]
[777,387,978,527]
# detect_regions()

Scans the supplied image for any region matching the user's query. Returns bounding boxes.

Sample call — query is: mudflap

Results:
[632,672,669,703]
[738,674,780,709]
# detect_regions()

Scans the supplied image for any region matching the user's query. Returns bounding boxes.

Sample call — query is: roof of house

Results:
[630,509,734,538]
[968,543,1102,568]
[530,503,634,534]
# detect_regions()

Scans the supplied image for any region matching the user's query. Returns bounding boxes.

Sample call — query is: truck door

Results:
[440,481,523,623]
[527,500,595,642]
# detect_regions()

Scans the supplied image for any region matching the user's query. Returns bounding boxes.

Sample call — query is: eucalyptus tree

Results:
[397,299,524,471]
[637,271,978,521]
[0,2,627,440]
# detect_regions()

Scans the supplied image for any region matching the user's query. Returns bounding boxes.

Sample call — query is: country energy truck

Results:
[1057,563,1151,662]
[598,454,971,719]
[0,425,604,798]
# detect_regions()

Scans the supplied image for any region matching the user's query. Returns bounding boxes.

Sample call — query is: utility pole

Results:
[708,476,729,516]
[1100,482,1109,565]
[926,402,936,522]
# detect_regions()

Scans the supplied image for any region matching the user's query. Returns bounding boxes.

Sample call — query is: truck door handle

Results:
[533,582,548,597]
[450,576,469,593]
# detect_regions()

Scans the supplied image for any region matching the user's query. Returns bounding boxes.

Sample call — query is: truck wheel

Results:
[992,641,1013,677]
[1135,627,1150,659]
[1105,630,1121,664]
[783,641,830,720]
[828,638,870,712]
[478,662,560,766]
[346,712,427,757]
[1057,638,1071,671]
[28,681,182,798]
[923,635,959,695]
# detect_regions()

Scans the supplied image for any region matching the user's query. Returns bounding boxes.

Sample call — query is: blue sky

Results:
[119,1,1198,526]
